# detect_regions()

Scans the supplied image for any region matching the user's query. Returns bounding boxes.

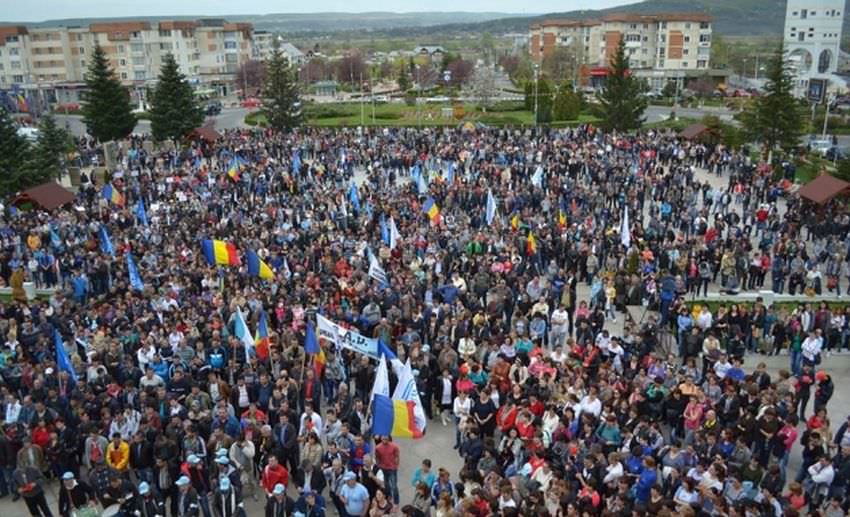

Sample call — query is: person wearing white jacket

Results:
[805,456,835,500]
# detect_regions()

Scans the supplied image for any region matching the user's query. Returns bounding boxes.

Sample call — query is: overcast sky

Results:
[5,0,632,22]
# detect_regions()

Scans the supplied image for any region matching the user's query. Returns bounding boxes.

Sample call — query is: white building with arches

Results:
[783,0,845,98]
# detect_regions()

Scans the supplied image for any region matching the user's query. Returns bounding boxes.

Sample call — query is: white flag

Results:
[486,189,497,226]
[391,359,427,435]
[389,217,400,250]
[531,165,543,187]
[621,206,631,249]
[367,248,388,286]
[371,354,390,401]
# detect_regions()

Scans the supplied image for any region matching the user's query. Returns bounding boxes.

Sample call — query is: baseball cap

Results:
[273,483,286,496]
[188,455,201,464]
[139,482,150,495]
[62,472,75,480]
[215,456,229,465]
[343,472,356,481]
[175,476,191,487]
[220,478,231,491]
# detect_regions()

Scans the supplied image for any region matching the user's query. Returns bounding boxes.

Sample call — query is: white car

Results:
[16,127,40,142]
[810,139,832,155]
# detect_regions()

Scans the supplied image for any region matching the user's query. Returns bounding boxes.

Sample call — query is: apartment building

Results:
[783,0,845,98]
[529,13,713,89]
[0,18,255,112]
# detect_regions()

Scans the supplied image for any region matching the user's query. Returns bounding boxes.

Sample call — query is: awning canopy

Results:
[797,172,850,204]
[11,182,76,211]
[189,125,222,143]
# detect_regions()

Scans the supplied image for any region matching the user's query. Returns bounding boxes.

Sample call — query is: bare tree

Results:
[238,60,267,96]
[469,66,498,110]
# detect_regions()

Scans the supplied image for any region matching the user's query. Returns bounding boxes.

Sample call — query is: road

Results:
[56,107,251,137]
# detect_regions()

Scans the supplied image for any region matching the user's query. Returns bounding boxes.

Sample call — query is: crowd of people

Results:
[0,124,849,517]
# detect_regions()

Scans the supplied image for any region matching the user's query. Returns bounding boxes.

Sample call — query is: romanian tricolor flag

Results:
[511,213,520,232]
[227,157,244,181]
[526,231,537,256]
[246,250,274,280]
[422,197,441,225]
[313,346,326,377]
[558,209,567,229]
[102,184,124,207]
[254,310,270,360]
[201,239,241,266]
[371,394,424,439]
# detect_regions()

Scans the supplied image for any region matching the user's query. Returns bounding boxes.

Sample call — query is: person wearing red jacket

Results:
[496,400,518,434]
[261,455,289,496]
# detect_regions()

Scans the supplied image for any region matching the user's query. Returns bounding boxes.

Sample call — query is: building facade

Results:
[783,0,844,98]
[0,18,257,113]
[529,13,713,89]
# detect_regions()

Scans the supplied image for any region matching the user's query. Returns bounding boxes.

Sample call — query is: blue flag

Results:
[49,228,62,249]
[127,253,144,292]
[348,183,360,212]
[292,150,302,172]
[447,161,456,184]
[136,199,148,226]
[304,322,320,355]
[99,224,115,257]
[380,214,390,245]
[54,330,78,384]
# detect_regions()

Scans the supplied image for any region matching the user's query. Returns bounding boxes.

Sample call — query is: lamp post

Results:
[533,63,539,128]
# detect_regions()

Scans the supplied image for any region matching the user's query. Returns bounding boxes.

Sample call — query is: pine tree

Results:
[32,114,72,181]
[397,66,411,93]
[263,41,303,132]
[81,44,136,142]
[596,41,647,132]
[0,108,31,196]
[553,82,582,121]
[741,43,803,152]
[149,53,204,142]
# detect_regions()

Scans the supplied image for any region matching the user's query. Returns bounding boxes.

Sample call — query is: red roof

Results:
[12,182,76,211]
[797,173,850,205]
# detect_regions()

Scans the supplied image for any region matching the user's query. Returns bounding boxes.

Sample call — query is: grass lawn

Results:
[246,102,600,128]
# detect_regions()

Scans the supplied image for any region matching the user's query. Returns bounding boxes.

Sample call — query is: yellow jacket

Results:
[106,440,130,471]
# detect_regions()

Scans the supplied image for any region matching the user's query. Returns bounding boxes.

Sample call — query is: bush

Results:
[479,115,525,126]
[305,105,356,119]
[244,111,268,127]
[373,112,403,120]
[487,101,525,112]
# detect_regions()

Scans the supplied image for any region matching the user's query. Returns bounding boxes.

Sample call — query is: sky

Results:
[5,0,632,22]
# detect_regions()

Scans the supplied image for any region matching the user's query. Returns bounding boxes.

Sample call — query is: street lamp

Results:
[533,63,539,128]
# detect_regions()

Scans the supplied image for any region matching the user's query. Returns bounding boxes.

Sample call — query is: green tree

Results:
[397,66,411,92]
[524,77,553,124]
[263,41,304,132]
[553,82,582,121]
[596,41,647,132]
[0,108,32,196]
[81,43,136,142]
[740,43,803,153]
[836,159,850,182]
[149,53,204,142]
[32,115,72,181]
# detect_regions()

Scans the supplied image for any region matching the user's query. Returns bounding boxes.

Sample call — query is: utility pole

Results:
[360,72,364,126]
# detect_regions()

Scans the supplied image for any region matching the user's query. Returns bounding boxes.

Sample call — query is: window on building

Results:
[79,47,85,54]
[134,71,145,80]
[9,48,19,56]
[5,36,19,43]
[159,30,172,37]
[224,41,238,49]
[119,59,126,66]
[682,61,688,67]
[660,34,666,42]
[810,11,815,16]
[700,22,709,29]
[801,9,807,19]
[684,36,690,43]
[80,60,85,67]
[121,72,127,79]
[629,24,637,29]
[658,59,665,67]
[697,60,707,68]
[799,33,805,41]
[0,64,4,70]
[685,23,691,29]
[132,56,144,65]
[11,61,21,69]
[659,47,666,56]
[118,45,125,53]
[699,34,711,43]
[13,75,24,83]
[661,22,667,29]
[131,32,140,38]
[625,34,641,42]
[160,43,173,51]
[683,49,689,55]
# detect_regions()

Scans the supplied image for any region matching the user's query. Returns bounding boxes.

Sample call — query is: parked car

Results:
[205,100,222,116]
[240,97,262,108]
[809,138,832,155]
